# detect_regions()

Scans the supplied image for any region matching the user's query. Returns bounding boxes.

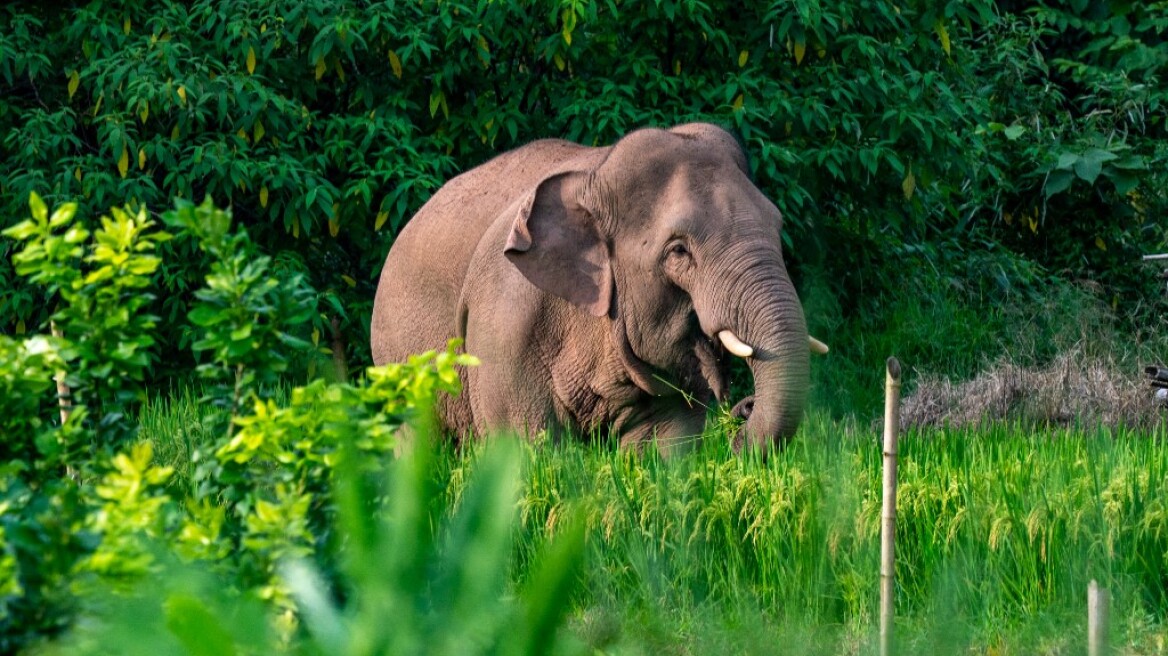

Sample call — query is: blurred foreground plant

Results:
[51,437,587,656]
[1,193,512,652]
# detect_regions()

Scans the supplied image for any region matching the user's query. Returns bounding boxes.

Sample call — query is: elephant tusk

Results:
[809,336,830,355]
[718,330,754,358]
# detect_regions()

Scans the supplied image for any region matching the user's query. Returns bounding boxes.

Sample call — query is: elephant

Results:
[371,123,826,454]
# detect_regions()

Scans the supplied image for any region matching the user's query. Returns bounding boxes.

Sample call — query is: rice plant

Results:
[136,394,1168,654]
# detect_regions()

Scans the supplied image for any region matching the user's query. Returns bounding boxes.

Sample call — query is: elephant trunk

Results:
[699,257,809,453]
[738,322,809,451]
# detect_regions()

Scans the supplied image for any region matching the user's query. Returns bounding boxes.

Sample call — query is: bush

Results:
[51,436,587,656]
[3,193,587,653]
[1,193,183,647]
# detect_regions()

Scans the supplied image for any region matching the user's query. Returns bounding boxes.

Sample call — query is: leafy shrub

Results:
[4,195,168,446]
[3,193,563,653]
[49,436,586,656]
[965,2,1167,324]
[161,198,317,420]
[1,193,177,648]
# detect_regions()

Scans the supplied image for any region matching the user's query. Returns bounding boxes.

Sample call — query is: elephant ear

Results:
[504,171,612,317]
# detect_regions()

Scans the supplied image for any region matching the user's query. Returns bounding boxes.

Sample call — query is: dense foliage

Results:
[1,194,550,653]
[2,0,1165,386]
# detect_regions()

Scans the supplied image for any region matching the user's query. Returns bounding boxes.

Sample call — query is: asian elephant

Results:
[371,123,826,454]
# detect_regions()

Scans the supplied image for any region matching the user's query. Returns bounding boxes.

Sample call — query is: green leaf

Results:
[189,306,223,327]
[84,265,115,285]
[1105,170,1139,195]
[513,510,586,656]
[164,593,240,656]
[1083,148,1118,164]
[282,561,346,654]
[1045,169,1073,197]
[1055,153,1078,171]
[2,220,38,240]
[49,203,78,227]
[64,226,90,244]
[29,192,48,222]
[1111,154,1147,171]
[127,257,161,275]
[1073,154,1103,185]
[1002,125,1024,140]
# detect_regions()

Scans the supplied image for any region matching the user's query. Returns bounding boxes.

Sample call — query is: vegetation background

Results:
[0,0,1166,653]
[4,0,1166,403]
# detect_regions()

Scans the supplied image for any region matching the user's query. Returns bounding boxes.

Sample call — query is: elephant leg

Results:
[436,384,475,443]
[465,357,559,440]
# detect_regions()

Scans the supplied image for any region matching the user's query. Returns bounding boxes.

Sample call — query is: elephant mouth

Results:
[611,315,730,406]
[692,332,730,404]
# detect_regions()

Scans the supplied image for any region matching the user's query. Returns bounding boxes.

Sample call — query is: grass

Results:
[131,263,1168,653]
[139,393,1168,655]
[138,384,291,495]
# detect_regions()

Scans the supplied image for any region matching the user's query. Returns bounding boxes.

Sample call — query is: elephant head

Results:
[504,123,819,452]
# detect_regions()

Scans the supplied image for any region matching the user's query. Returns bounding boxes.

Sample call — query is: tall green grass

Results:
[139,397,1168,654]
[492,417,1168,652]
[136,396,1168,648]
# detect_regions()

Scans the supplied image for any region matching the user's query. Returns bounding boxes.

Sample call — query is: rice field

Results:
[139,394,1168,654]
[502,420,1168,652]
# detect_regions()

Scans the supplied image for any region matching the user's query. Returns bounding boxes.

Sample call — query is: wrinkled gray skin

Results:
[371,123,809,454]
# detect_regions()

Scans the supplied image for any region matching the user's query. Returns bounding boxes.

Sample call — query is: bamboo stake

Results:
[1088,579,1110,656]
[51,321,78,481]
[880,357,902,656]
[50,321,72,426]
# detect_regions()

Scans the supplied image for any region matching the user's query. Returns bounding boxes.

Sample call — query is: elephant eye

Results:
[667,242,690,257]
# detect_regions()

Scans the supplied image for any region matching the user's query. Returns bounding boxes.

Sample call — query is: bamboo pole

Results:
[51,321,78,481]
[1088,579,1109,656]
[880,357,902,656]
[50,321,72,426]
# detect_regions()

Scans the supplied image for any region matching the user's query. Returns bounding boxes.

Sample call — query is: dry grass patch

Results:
[901,351,1166,430]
